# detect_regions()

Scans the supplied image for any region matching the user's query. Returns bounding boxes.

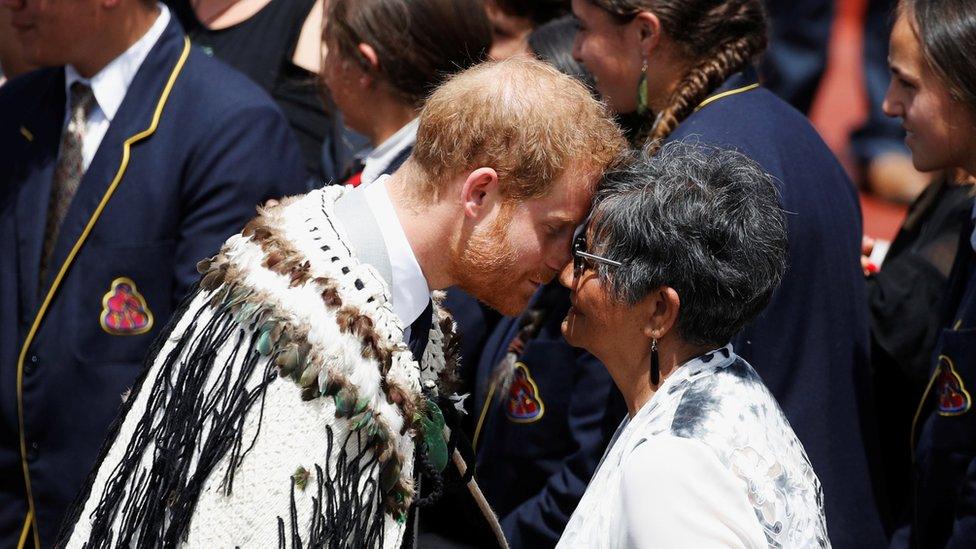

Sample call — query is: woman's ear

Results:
[460,167,500,219]
[642,286,681,339]
[356,43,380,85]
[632,11,662,57]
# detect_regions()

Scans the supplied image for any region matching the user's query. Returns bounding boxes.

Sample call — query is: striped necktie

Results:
[40,81,96,284]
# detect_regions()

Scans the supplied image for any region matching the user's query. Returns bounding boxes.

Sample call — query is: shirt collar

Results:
[64,3,170,122]
[361,174,431,327]
[361,118,419,186]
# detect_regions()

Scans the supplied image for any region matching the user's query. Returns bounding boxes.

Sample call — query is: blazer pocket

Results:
[494,341,576,458]
[71,239,176,365]
[929,327,976,453]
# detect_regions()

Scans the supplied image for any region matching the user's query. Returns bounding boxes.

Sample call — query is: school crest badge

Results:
[937,355,972,416]
[100,277,154,335]
[506,362,545,423]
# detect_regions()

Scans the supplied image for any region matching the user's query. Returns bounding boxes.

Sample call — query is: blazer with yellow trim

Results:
[902,217,976,549]
[666,69,885,548]
[0,17,309,548]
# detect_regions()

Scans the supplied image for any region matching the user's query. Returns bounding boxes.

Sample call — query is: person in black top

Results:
[168,0,327,179]
[881,0,976,546]
[867,169,974,532]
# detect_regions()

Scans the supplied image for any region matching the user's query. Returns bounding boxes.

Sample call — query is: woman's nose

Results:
[572,35,584,65]
[558,261,574,289]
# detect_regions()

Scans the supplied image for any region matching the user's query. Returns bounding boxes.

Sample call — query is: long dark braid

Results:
[588,0,767,150]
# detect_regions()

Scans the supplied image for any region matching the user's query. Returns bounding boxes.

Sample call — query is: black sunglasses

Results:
[573,232,622,283]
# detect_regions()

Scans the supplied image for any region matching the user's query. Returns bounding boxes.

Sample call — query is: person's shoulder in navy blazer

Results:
[464,282,625,548]
[900,217,976,549]
[667,70,887,548]
[0,8,309,547]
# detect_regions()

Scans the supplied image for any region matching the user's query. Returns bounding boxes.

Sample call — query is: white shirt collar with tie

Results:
[63,2,170,171]
[360,174,431,330]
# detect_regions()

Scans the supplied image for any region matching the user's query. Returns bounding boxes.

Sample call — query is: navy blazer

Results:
[902,216,976,549]
[0,17,309,548]
[666,71,886,547]
[469,283,625,548]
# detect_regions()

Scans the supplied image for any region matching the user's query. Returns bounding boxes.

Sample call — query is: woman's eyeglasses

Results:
[573,232,622,283]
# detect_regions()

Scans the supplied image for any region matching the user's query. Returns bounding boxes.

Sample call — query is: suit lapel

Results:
[16,71,66,312]
[43,18,187,293]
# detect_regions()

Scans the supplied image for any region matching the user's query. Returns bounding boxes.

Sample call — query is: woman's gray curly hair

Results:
[587,140,788,346]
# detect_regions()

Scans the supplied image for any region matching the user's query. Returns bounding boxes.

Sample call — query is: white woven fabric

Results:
[64,186,450,547]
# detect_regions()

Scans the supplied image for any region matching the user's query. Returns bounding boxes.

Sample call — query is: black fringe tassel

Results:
[57,286,386,548]
[277,428,386,548]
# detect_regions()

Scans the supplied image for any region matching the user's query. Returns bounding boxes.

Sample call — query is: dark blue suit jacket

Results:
[901,216,976,549]
[470,283,625,548]
[667,71,886,547]
[0,17,309,547]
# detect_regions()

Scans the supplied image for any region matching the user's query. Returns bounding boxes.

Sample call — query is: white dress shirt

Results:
[64,3,170,171]
[360,118,418,187]
[361,174,430,329]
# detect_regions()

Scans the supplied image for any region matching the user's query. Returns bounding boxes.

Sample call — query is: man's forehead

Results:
[559,160,602,189]
[531,173,597,218]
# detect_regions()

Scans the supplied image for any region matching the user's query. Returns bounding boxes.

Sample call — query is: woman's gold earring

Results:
[637,58,650,117]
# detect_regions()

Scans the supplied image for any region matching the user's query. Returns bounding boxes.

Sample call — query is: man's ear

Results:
[460,167,500,219]
[632,11,662,57]
[641,286,681,339]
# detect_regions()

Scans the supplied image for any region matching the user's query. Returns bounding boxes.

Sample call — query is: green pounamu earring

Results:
[636,58,650,117]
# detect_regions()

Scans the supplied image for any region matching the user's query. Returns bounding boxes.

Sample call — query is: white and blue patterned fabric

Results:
[558,345,830,548]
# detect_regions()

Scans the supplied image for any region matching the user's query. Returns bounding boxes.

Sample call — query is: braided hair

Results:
[587,0,767,150]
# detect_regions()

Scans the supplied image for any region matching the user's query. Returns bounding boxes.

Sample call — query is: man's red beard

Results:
[450,211,553,316]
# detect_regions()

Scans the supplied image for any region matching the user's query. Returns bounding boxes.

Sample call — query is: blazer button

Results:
[26,442,39,462]
[24,355,38,375]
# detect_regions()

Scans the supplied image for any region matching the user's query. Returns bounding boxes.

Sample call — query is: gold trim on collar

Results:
[20,127,34,142]
[694,83,761,113]
[17,512,32,549]
[473,380,499,451]
[14,37,191,549]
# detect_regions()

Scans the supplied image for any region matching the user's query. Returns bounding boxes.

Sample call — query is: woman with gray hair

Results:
[556,141,830,548]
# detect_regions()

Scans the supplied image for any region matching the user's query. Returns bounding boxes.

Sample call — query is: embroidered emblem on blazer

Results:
[506,362,545,423]
[937,355,972,416]
[100,277,154,335]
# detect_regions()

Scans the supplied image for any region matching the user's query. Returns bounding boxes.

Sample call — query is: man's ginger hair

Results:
[409,56,626,201]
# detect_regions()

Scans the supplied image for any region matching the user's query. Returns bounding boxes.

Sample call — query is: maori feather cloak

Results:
[59,186,458,548]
